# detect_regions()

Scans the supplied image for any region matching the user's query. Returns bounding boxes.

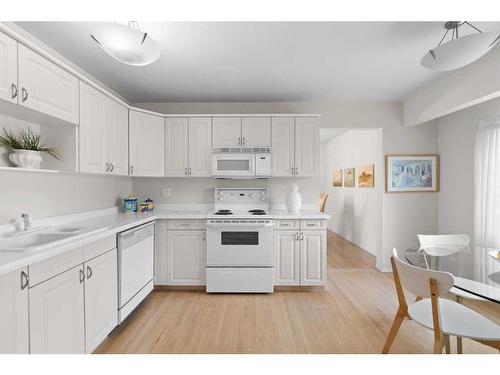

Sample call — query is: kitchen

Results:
[1,4,500,370]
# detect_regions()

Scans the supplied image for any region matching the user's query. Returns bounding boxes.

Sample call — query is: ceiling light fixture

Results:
[90,22,160,66]
[421,21,500,71]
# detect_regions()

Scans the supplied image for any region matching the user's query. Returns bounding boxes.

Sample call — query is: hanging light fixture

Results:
[421,21,500,71]
[90,22,160,66]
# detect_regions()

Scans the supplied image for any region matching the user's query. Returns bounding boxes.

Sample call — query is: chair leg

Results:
[382,311,405,354]
[433,336,442,354]
[443,335,451,354]
[457,336,463,354]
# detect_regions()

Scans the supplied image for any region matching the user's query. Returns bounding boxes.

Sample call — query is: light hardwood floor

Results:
[95,231,499,354]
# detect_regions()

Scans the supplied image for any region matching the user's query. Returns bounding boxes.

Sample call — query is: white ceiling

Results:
[16,22,500,103]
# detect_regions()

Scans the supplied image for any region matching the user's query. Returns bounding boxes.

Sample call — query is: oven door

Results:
[206,221,274,266]
[211,154,255,177]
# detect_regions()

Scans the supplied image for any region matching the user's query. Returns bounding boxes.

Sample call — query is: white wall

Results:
[322,129,383,256]
[437,96,500,238]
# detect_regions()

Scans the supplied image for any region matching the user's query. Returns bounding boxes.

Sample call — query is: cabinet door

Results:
[295,117,319,177]
[30,266,85,354]
[300,231,326,286]
[167,230,206,285]
[274,231,300,286]
[165,117,189,177]
[188,117,212,177]
[212,117,241,147]
[84,249,118,353]
[129,110,164,177]
[107,99,129,176]
[241,117,271,147]
[79,82,107,174]
[0,31,18,104]
[18,44,79,124]
[0,268,29,354]
[272,117,295,176]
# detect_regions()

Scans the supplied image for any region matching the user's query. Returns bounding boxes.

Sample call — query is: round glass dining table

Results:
[404,245,500,304]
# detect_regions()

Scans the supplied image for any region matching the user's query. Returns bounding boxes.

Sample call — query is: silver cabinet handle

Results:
[242,137,245,145]
[295,232,299,241]
[79,268,85,283]
[299,232,304,241]
[105,162,110,172]
[295,167,299,175]
[130,165,134,175]
[11,83,18,99]
[20,271,29,290]
[110,163,114,172]
[86,266,93,279]
[21,87,28,102]
[291,167,294,175]
[202,232,206,241]
[238,137,241,146]
[184,167,187,175]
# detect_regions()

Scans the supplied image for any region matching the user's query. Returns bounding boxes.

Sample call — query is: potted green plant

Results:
[0,127,62,169]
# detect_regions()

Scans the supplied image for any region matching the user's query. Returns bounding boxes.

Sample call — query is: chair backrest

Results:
[418,234,470,256]
[320,193,328,213]
[391,248,454,298]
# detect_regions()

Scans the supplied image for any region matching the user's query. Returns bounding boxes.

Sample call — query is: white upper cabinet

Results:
[106,99,129,176]
[0,31,18,104]
[84,249,118,354]
[129,110,165,177]
[165,117,189,177]
[188,117,212,177]
[17,44,79,124]
[241,117,271,147]
[272,117,295,176]
[29,266,85,354]
[0,267,29,354]
[79,83,128,175]
[212,117,241,147]
[294,117,319,177]
[79,82,107,174]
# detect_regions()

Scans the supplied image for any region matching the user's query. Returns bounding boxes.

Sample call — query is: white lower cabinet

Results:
[29,265,85,354]
[0,267,29,354]
[84,249,118,353]
[274,224,326,286]
[273,231,300,285]
[167,230,206,285]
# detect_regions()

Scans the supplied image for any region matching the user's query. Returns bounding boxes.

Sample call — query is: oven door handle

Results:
[206,222,274,228]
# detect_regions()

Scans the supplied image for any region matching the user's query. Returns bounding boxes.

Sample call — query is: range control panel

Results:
[214,188,269,209]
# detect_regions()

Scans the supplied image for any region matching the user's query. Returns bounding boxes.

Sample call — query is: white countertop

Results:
[0,207,329,276]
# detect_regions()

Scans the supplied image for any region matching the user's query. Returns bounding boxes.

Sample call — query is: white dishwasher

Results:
[117,222,155,323]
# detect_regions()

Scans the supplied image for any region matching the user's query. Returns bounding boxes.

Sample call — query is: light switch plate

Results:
[161,188,171,197]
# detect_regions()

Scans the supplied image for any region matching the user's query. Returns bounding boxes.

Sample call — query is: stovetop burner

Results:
[249,209,267,215]
[215,209,233,215]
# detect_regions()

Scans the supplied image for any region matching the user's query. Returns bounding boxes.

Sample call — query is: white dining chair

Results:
[382,248,500,354]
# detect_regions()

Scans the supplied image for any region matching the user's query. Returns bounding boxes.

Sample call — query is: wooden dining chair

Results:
[382,248,500,354]
[319,193,328,213]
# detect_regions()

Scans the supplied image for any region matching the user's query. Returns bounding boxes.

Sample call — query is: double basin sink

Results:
[0,226,108,252]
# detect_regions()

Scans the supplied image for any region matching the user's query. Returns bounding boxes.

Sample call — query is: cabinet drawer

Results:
[29,247,84,287]
[84,235,116,262]
[275,220,300,230]
[167,220,206,230]
[300,220,326,230]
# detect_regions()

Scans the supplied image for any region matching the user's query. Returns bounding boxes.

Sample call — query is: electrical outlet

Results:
[161,187,171,197]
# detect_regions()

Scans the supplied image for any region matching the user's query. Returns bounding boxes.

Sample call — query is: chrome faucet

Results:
[21,213,32,231]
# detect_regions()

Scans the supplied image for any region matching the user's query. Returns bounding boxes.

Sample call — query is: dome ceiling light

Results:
[421,21,500,71]
[90,22,160,66]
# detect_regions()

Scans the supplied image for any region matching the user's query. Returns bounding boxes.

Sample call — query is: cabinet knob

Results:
[11,83,18,99]
[21,87,28,102]
[20,270,29,290]
[110,163,114,172]
[130,165,134,175]
[79,268,85,283]
[86,266,93,279]
[105,162,110,172]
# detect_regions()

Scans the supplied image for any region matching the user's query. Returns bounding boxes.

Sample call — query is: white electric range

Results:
[206,188,274,293]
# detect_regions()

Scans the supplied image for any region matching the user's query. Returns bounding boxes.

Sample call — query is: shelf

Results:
[0,166,59,173]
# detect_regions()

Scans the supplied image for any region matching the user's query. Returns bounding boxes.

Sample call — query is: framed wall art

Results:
[385,155,439,193]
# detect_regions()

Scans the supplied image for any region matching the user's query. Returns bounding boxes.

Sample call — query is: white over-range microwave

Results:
[211,148,272,178]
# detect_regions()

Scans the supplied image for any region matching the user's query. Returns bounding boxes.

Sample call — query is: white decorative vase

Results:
[9,150,42,169]
[286,183,302,214]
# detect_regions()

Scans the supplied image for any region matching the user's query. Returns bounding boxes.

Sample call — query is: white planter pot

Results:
[9,150,42,169]
[286,183,302,214]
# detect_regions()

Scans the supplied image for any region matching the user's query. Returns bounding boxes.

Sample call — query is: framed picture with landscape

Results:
[385,155,439,193]
[332,168,343,187]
